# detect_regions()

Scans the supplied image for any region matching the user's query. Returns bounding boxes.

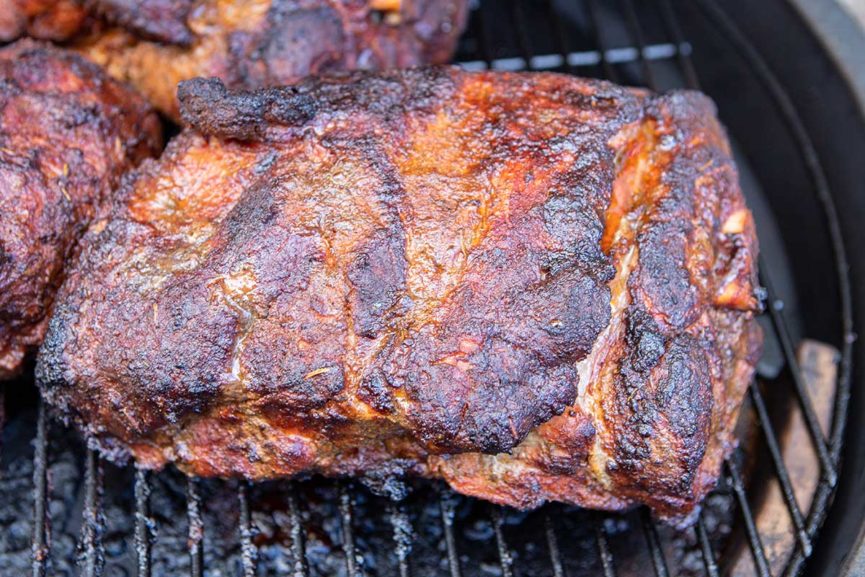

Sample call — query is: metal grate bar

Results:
[509,0,536,70]
[285,482,309,577]
[594,518,617,577]
[388,501,413,577]
[490,507,514,577]
[339,483,364,577]
[749,383,813,556]
[238,483,257,577]
[458,44,683,72]
[760,266,837,486]
[544,513,565,577]
[726,459,771,577]
[619,0,658,89]
[134,468,152,577]
[657,0,700,89]
[31,403,49,577]
[640,509,670,577]
[439,491,462,577]
[79,448,105,577]
[544,0,575,73]
[470,0,494,68]
[186,477,204,577]
[695,513,720,577]
[584,0,619,81]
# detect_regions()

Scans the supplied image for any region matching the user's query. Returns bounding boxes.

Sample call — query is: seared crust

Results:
[6,0,469,119]
[431,91,763,520]
[37,68,761,522]
[88,0,196,44]
[0,39,161,379]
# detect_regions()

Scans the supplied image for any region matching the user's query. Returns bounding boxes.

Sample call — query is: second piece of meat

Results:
[2,0,470,120]
[0,39,162,378]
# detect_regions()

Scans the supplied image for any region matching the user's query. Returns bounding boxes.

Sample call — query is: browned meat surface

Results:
[0,0,87,42]
[1,0,470,119]
[0,40,161,379]
[37,68,762,522]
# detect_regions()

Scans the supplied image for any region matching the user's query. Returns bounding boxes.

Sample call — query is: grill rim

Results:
[683,3,854,575]
[671,2,865,575]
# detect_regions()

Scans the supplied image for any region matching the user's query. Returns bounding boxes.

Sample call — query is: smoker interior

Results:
[2,0,863,576]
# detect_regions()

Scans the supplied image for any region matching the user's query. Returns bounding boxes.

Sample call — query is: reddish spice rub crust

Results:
[0,0,87,42]
[37,68,761,523]
[0,39,162,379]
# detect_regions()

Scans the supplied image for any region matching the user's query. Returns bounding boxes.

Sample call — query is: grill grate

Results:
[695,515,720,577]
[726,458,771,576]
[186,477,204,577]
[238,483,257,577]
[748,382,812,556]
[133,468,153,577]
[30,403,49,577]
[439,489,463,577]
[543,514,564,577]
[683,0,854,574]
[79,449,105,577]
[595,518,617,577]
[10,0,853,576]
[338,482,363,576]
[388,500,413,577]
[286,481,310,577]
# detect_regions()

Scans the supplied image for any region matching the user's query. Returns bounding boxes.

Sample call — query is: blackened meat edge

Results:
[37,68,762,524]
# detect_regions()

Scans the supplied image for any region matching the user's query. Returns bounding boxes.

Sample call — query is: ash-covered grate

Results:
[0,1,853,576]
